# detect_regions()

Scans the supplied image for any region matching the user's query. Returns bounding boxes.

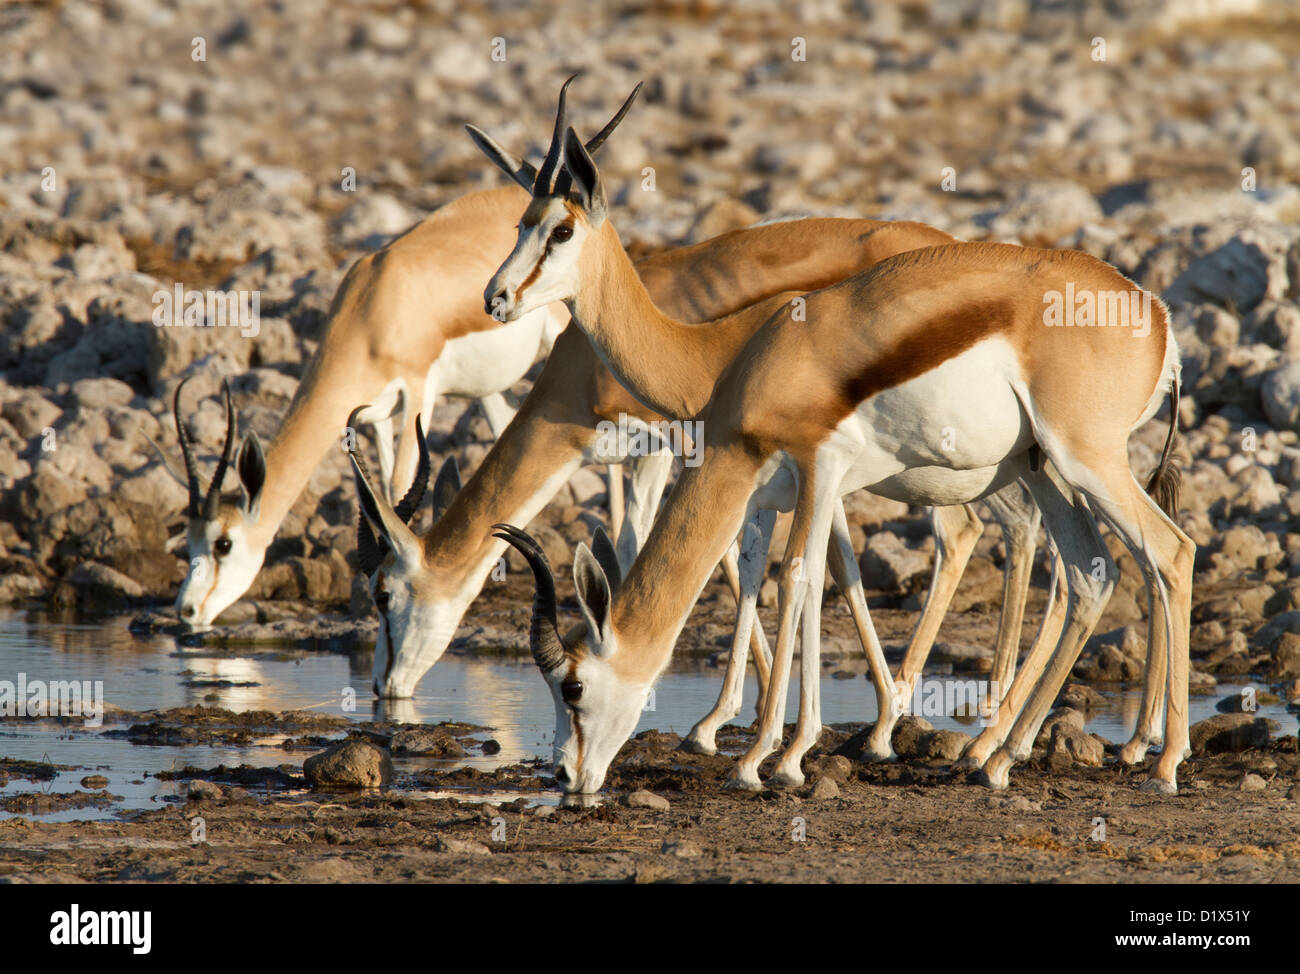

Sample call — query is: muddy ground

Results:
[2,720,1297,884]
[2,573,1298,884]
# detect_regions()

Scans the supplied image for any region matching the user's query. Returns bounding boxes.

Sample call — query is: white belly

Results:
[437,307,560,399]
[831,336,1034,505]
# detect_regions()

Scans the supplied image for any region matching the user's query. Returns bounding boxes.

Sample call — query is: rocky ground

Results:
[2,0,1299,692]
[0,709,1297,883]
[2,0,1300,881]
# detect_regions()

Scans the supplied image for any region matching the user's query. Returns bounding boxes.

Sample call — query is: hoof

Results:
[952,753,983,772]
[862,744,897,763]
[769,767,804,789]
[559,792,601,809]
[1139,777,1177,795]
[969,769,1008,790]
[1118,740,1149,766]
[679,735,717,756]
[977,753,1012,790]
[724,768,763,792]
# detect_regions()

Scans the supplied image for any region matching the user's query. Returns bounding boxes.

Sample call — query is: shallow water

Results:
[0,609,1293,820]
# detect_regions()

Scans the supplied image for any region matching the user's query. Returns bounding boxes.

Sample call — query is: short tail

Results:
[1144,373,1181,518]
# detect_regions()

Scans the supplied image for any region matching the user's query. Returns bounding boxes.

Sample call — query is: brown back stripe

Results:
[839,295,1018,409]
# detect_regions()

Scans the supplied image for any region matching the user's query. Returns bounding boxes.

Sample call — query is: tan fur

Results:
[243,186,540,550]
[553,227,1175,692]
[413,219,954,597]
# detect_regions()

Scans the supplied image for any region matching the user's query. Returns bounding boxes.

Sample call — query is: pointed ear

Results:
[349,452,421,565]
[589,526,622,594]
[431,455,461,521]
[562,126,606,225]
[573,543,613,652]
[465,124,538,192]
[236,431,266,518]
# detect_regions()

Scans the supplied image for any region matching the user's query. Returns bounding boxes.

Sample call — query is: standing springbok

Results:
[478,83,1191,797]
[349,217,1046,710]
[461,81,1057,761]
[351,112,1045,745]
[166,187,578,626]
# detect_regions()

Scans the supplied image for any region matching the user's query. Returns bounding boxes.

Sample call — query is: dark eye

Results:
[374,591,390,612]
[561,680,583,704]
[214,538,232,557]
[550,224,573,244]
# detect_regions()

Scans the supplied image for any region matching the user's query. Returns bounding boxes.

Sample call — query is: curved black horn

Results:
[203,380,238,520]
[348,440,387,578]
[355,510,385,577]
[393,416,430,525]
[491,523,567,673]
[346,404,387,577]
[584,82,643,155]
[173,378,204,519]
[535,73,579,195]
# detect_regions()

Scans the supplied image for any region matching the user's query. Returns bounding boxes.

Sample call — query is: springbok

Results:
[462,81,1056,761]
[348,224,1047,711]
[350,94,1044,740]
[478,82,1191,797]
[165,187,579,627]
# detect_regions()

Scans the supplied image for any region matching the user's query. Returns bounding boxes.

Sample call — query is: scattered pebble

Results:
[625,790,670,812]
[661,839,702,859]
[435,836,491,856]
[187,780,223,801]
[809,777,840,800]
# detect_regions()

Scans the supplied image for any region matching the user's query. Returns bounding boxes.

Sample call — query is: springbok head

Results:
[347,411,462,699]
[171,378,267,627]
[491,522,646,795]
[466,75,642,323]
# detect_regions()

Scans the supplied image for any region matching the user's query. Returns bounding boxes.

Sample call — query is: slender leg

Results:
[633,449,673,543]
[726,480,816,791]
[1119,552,1169,764]
[683,509,776,754]
[884,504,982,738]
[982,482,1041,713]
[607,464,625,546]
[719,538,774,698]
[959,547,1066,767]
[353,378,409,503]
[614,451,674,570]
[825,499,898,761]
[478,391,516,439]
[768,475,842,788]
[979,466,1116,790]
[1077,468,1194,792]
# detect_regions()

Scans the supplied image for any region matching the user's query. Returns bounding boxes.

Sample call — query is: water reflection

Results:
[1,608,1295,822]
